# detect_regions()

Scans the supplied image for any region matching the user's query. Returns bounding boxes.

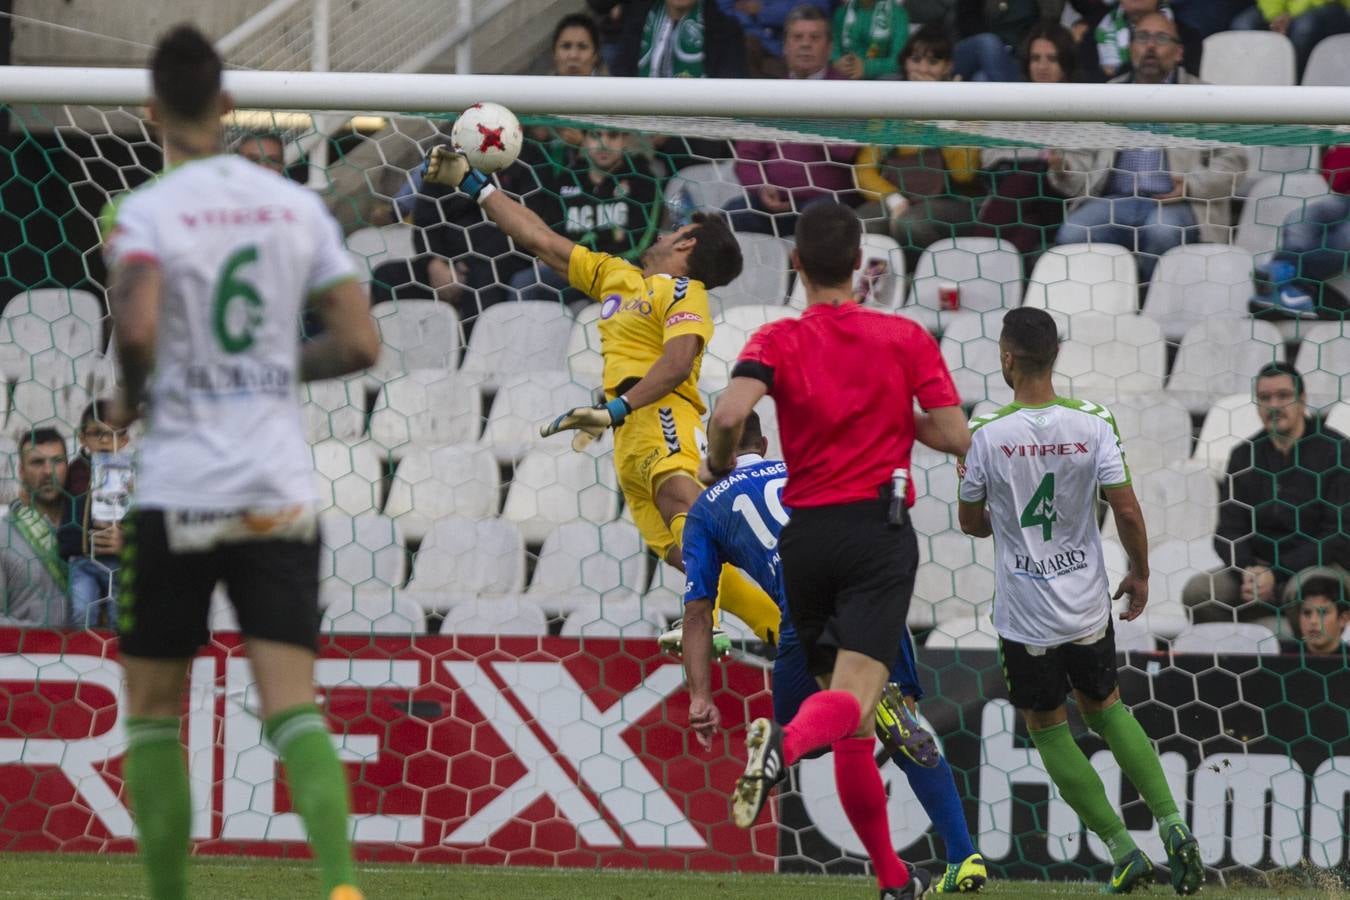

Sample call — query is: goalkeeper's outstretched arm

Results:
[424,146,574,274]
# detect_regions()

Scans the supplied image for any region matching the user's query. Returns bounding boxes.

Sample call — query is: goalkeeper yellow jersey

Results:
[567,245,714,415]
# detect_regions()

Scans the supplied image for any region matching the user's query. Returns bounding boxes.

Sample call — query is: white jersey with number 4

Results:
[103,154,357,509]
[958,398,1131,648]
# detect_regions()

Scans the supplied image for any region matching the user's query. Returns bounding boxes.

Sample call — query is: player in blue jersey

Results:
[681,413,987,895]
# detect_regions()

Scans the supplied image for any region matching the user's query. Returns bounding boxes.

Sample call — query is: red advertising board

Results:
[0,628,776,871]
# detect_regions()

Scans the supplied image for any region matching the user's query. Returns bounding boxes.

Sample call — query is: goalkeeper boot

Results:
[731,717,785,828]
[875,683,939,768]
[933,853,988,894]
[881,863,933,899]
[1162,823,1203,896]
[329,887,365,900]
[659,619,731,659]
[1102,849,1156,895]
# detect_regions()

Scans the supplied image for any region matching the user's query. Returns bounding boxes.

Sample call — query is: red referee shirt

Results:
[734,303,961,509]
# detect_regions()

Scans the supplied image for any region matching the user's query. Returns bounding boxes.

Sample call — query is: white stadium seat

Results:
[460,300,572,390]
[941,309,1012,408]
[1107,392,1193,477]
[1166,318,1283,414]
[302,377,367,444]
[1099,538,1192,638]
[1293,322,1350,408]
[1328,402,1350,434]
[481,370,594,463]
[346,223,415,280]
[405,516,525,613]
[526,519,648,619]
[565,303,604,385]
[1023,243,1137,317]
[560,599,664,639]
[1055,311,1167,403]
[501,445,621,545]
[924,614,1000,650]
[311,439,384,516]
[711,233,790,309]
[642,561,690,625]
[1104,460,1216,547]
[439,595,548,637]
[1193,393,1264,481]
[383,443,499,542]
[318,511,407,603]
[1200,31,1296,86]
[664,161,748,214]
[1143,244,1255,342]
[368,299,462,385]
[789,233,907,310]
[700,304,797,394]
[1236,172,1330,261]
[1303,34,1350,85]
[369,368,481,459]
[322,587,427,635]
[10,377,88,433]
[0,288,104,377]
[906,236,1023,332]
[1170,622,1280,655]
[910,444,995,629]
[1238,146,1320,198]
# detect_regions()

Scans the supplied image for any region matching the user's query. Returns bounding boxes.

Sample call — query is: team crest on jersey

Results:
[600,294,622,319]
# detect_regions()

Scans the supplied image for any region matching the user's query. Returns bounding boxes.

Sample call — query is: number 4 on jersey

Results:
[1019,472,1056,541]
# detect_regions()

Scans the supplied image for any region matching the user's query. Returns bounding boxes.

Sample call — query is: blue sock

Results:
[893,752,977,864]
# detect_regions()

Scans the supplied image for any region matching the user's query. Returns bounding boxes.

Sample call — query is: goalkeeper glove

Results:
[540,396,631,451]
[422,145,494,201]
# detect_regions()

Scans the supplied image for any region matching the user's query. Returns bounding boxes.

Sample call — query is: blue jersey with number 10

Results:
[682,456,792,630]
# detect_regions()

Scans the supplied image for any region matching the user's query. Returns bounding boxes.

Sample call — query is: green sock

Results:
[1029,721,1137,864]
[265,705,357,894]
[1083,701,1186,840]
[124,717,191,900]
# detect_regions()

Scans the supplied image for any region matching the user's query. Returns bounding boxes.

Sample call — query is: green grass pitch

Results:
[0,855,1344,899]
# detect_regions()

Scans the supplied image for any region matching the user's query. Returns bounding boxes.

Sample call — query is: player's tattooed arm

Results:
[108,259,164,415]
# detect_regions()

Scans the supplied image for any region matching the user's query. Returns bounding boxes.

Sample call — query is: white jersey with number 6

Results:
[102,154,357,509]
[958,398,1131,648]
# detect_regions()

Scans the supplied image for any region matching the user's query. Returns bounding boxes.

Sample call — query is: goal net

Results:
[0,74,1347,886]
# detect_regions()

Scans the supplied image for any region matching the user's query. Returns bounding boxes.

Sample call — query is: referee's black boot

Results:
[882,863,933,899]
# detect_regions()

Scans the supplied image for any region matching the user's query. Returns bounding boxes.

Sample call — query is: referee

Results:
[703,202,970,900]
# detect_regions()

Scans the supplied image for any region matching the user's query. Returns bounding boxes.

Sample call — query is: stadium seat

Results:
[0,288,105,383]
[564,303,604,385]
[754,396,783,459]
[1113,616,1159,653]
[10,376,89,433]
[439,594,548,636]
[1166,318,1284,414]
[319,511,407,605]
[501,444,621,545]
[560,599,664,638]
[642,561,689,625]
[1200,31,1296,85]
[369,367,481,459]
[940,308,1013,408]
[1170,622,1280,655]
[1107,392,1194,477]
[404,516,526,613]
[663,161,748,214]
[789,232,907,310]
[383,443,499,542]
[1055,311,1167,403]
[1301,33,1350,85]
[368,299,462,385]
[1022,243,1138,317]
[346,223,415,280]
[1237,146,1320,199]
[459,300,572,391]
[1328,401,1350,434]
[910,444,996,629]
[1236,172,1331,261]
[302,376,367,444]
[1293,321,1350,409]
[711,233,790,310]
[310,438,385,516]
[481,370,594,463]
[1193,392,1264,481]
[322,586,427,635]
[526,519,648,620]
[923,614,1000,650]
[1104,460,1216,546]
[1099,538,1192,638]
[700,304,797,394]
[1142,244,1255,342]
[906,237,1024,332]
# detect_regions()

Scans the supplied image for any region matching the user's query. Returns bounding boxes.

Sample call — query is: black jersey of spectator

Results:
[530,151,662,262]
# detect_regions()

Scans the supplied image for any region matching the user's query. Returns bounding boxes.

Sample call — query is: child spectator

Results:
[832,0,910,79]
[59,400,132,628]
[1284,573,1350,656]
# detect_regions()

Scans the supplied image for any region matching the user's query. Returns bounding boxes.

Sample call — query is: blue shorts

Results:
[772,623,924,726]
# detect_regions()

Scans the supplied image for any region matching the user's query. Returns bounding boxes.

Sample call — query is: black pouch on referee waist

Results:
[880,467,910,529]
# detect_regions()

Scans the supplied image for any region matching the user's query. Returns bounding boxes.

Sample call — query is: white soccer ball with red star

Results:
[451,102,523,174]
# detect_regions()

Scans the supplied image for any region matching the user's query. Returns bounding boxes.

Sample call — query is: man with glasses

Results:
[1048,12,1246,281]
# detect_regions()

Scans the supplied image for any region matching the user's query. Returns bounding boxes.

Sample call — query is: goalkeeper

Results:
[424,141,782,648]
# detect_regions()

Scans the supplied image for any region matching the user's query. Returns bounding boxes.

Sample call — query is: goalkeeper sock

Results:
[716,564,782,646]
[1029,721,1136,864]
[1083,701,1184,837]
[265,705,358,894]
[124,716,190,900]
[894,752,978,864]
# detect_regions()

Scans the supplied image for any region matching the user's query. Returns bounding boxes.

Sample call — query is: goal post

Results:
[0,68,1347,886]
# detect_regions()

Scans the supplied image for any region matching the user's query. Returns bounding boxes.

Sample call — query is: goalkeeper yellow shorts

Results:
[613,398,706,560]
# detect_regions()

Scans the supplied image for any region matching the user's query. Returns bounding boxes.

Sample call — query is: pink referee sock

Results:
[783,690,862,765]
[834,735,909,890]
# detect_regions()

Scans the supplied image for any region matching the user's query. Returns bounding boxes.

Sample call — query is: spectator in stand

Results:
[1183,363,1350,628]
[1282,571,1350,655]
[727,6,858,237]
[974,23,1075,264]
[1231,0,1350,80]
[513,130,663,306]
[1089,0,1172,80]
[59,400,131,628]
[532,13,606,164]
[855,26,982,267]
[720,0,832,77]
[952,0,1104,81]
[831,0,910,80]
[1250,145,1350,320]
[1049,12,1246,281]
[234,131,287,177]
[613,0,748,78]
[588,0,633,73]
[0,429,69,627]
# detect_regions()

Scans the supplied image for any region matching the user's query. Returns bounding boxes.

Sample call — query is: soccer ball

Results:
[451,102,523,174]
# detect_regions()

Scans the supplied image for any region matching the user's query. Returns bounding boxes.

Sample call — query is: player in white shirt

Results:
[104,27,377,900]
[957,308,1201,897]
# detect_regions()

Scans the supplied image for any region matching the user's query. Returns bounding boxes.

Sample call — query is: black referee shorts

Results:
[778,499,919,678]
